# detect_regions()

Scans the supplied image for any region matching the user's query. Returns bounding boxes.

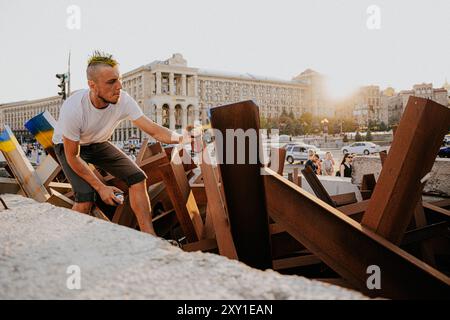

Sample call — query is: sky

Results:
[0,0,449,104]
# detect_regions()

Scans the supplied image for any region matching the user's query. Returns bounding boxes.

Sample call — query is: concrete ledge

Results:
[352,156,450,197]
[0,194,367,300]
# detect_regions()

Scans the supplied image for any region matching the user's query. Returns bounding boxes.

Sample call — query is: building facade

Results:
[399,83,448,111]
[1,53,328,143]
[385,83,448,126]
[352,85,385,128]
[0,96,62,142]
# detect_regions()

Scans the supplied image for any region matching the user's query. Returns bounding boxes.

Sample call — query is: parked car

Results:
[444,136,450,146]
[285,144,325,164]
[341,142,381,155]
[278,134,291,143]
[438,146,450,158]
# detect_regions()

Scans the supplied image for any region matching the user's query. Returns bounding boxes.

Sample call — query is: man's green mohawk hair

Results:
[87,50,118,67]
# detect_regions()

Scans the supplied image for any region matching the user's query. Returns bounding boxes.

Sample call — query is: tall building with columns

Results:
[1,53,328,143]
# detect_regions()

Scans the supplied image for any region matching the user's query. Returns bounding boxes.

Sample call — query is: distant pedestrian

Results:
[322,151,335,176]
[338,153,353,178]
[36,148,42,165]
[305,149,317,173]
[313,154,322,175]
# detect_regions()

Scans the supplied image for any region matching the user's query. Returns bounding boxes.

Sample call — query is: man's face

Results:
[89,65,122,104]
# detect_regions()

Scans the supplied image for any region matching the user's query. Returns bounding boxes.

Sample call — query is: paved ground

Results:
[0,194,368,300]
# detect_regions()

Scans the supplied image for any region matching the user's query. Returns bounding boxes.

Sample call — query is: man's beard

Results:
[97,93,117,105]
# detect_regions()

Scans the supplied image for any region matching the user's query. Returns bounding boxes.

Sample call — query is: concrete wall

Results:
[352,156,450,197]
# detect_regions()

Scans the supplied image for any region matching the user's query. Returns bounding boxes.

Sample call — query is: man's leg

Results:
[87,142,155,235]
[129,180,155,235]
[54,143,97,214]
[72,201,94,214]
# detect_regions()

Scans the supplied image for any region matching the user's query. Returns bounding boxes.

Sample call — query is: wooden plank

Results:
[273,254,322,270]
[423,202,450,220]
[337,200,369,221]
[402,221,449,246]
[429,199,450,209]
[135,138,149,165]
[201,205,216,240]
[158,147,204,242]
[91,207,110,221]
[361,174,376,191]
[199,146,238,260]
[47,188,74,209]
[292,168,301,187]
[0,125,50,202]
[330,192,357,207]
[189,170,208,206]
[269,223,286,235]
[210,100,272,270]
[379,150,387,166]
[264,167,450,299]
[47,182,72,194]
[362,97,450,244]
[360,173,376,200]
[0,177,20,194]
[35,155,61,187]
[112,196,137,228]
[301,165,335,207]
[182,238,218,253]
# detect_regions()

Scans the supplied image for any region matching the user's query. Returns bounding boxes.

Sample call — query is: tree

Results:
[343,134,349,142]
[288,110,295,119]
[366,128,373,141]
[355,131,362,141]
[379,121,387,132]
[342,118,358,133]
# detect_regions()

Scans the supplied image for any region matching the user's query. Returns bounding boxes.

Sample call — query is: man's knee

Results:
[72,201,93,214]
[129,179,146,191]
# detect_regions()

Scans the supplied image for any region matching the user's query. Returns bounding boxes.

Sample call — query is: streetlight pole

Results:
[67,50,71,97]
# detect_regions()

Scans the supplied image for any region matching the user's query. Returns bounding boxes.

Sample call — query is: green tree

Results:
[355,131,362,141]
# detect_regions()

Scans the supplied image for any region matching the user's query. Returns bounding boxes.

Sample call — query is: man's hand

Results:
[98,185,124,206]
[178,127,194,145]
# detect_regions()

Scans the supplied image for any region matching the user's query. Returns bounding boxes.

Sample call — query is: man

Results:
[304,149,317,173]
[52,51,188,235]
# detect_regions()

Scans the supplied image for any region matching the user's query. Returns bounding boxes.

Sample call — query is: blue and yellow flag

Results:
[24,111,57,149]
[0,125,19,152]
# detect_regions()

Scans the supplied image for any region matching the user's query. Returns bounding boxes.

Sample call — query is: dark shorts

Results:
[54,142,147,203]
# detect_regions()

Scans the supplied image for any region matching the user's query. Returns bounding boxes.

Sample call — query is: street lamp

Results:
[321,118,329,142]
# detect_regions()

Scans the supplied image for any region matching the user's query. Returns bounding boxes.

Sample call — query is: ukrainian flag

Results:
[24,111,57,149]
[0,125,19,152]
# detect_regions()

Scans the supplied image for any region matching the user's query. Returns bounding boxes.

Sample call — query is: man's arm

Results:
[63,136,122,205]
[133,115,185,144]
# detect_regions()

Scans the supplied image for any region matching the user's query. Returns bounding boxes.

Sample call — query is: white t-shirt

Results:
[52,89,143,145]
